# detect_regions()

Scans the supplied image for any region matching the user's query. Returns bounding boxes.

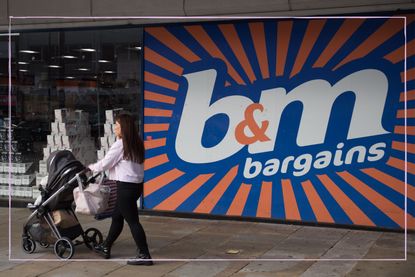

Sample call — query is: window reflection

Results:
[0,27,143,200]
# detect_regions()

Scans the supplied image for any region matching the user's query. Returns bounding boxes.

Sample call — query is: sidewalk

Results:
[0,207,414,276]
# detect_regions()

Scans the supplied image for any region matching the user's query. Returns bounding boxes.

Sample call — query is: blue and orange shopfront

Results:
[142,16,415,231]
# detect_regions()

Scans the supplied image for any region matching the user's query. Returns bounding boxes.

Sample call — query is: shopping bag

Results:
[94,180,117,220]
[73,182,111,215]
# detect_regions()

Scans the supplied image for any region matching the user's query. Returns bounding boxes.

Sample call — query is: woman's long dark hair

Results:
[115,113,145,164]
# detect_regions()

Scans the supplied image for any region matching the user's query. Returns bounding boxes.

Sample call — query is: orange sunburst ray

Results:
[145,27,200,63]
[276,20,293,77]
[386,157,415,175]
[154,173,214,211]
[219,24,256,84]
[194,165,239,214]
[144,107,173,118]
[313,19,364,68]
[144,168,185,197]
[290,19,326,78]
[402,68,415,82]
[384,39,415,64]
[317,174,375,226]
[394,126,415,135]
[396,108,415,119]
[144,90,176,105]
[249,22,269,79]
[144,138,166,150]
[144,153,169,170]
[257,181,272,218]
[361,168,415,201]
[144,46,184,76]
[391,141,415,154]
[400,90,415,102]
[281,179,301,221]
[333,18,408,71]
[185,25,246,85]
[226,183,252,216]
[144,123,169,133]
[337,171,408,229]
[301,180,334,223]
[145,71,179,91]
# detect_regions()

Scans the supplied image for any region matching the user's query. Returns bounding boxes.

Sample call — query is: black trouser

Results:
[105,181,150,254]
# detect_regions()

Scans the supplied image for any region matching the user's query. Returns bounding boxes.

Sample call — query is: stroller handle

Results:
[79,169,104,187]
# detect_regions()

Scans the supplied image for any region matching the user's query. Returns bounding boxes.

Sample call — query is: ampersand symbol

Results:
[235,103,270,145]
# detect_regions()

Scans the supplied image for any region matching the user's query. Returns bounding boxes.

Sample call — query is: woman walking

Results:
[88,113,153,266]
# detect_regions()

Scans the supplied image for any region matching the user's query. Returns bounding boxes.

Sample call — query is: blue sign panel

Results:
[143,17,415,230]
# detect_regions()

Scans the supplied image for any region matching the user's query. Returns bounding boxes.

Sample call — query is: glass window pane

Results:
[1,27,143,201]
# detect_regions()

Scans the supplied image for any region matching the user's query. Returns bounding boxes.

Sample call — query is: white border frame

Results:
[7,15,408,262]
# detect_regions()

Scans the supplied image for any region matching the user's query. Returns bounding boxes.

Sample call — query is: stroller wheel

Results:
[84,228,103,249]
[39,241,50,248]
[54,237,74,260]
[22,237,36,254]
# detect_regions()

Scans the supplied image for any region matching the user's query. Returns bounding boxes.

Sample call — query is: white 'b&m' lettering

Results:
[175,68,389,164]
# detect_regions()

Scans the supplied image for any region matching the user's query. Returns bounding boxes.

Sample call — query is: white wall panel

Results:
[290,0,410,10]
[7,0,92,29]
[185,0,289,15]
[0,0,8,26]
[92,0,185,16]
[9,0,91,16]
[0,0,413,31]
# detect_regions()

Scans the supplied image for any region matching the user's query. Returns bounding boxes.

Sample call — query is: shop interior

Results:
[0,26,143,201]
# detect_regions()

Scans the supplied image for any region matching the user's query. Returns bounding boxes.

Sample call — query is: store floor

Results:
[0,207,414,276]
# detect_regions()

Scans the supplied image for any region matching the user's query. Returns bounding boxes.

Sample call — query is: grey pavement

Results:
[0,207,414,276]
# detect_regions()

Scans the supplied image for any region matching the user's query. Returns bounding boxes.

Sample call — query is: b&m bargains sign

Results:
[143,17,415,230]
[177,69,389,177]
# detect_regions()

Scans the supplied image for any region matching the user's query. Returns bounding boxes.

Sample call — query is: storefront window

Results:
[0,27,143,200]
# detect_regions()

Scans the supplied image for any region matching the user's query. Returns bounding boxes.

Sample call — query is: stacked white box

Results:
[105,108,123,124]
[1,117,39,200]
[32,187,41,199]
[51,122,59,134]
[0,160,36,199]
[54,108,69,123]
[96,109,123,165]
[0,185,6,197]
[0,173,6,184]
[36,108,97,191]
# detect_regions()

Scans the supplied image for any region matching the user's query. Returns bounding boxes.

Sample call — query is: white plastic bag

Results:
[73,182,110,215]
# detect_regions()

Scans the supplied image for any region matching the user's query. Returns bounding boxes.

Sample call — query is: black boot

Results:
[126,251,153,266]
[94,243,111,259]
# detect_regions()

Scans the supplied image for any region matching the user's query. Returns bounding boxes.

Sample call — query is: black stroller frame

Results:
[22,150,104,260]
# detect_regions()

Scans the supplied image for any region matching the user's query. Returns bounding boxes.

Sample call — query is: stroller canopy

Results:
[44,150,85,210]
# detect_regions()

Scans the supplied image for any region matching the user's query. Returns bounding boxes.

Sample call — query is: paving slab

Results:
[0,208,414,276]
[39,261,124,277]
[0,260,66,277]
[0,252,21,272]
[288,226,348,242]
[105,261,186,277]
[165,261,240,277]
[407,232,415,252]
[237,260,315,276]
[205,239,275,259]
[320,230,380,260]
[300,261,358,277]
[347,253,415,277]
[151,239,209,259]
[330,230,382,251]
[261,237,335,259]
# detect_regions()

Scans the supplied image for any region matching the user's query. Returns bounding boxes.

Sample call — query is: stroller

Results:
[22,150,104,259]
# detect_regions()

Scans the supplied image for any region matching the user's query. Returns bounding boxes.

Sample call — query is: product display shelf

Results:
[35,109,97,199]
[0,119,37,200]
[96,108,123,161]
